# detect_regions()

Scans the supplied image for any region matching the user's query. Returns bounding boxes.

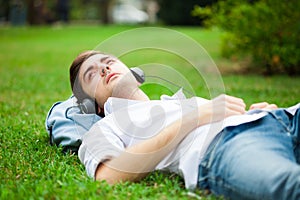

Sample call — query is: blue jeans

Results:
[198,108,300,200]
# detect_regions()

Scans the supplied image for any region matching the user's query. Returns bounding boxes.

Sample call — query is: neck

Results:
[111,86,149,101]
[129,88,150,101]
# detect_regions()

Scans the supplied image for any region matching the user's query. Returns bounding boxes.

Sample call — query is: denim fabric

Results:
[198,108,300,200]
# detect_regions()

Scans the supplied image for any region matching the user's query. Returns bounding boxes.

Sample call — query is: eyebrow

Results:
[100,56,110,63]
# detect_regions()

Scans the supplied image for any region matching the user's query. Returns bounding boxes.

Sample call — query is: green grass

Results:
[0,24,299,200]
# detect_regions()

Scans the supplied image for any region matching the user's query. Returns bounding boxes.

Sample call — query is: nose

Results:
[99,65,111,77]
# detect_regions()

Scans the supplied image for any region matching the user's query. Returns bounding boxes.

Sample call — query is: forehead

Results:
[82,54,108,67]
[79,54,108,75]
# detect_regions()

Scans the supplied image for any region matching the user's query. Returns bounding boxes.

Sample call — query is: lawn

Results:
[0,24,299,200]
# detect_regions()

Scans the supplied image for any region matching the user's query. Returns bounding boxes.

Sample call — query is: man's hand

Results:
[249,102,278,110]
[200,94,246,124]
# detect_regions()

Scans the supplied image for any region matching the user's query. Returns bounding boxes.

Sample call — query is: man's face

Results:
[79,54,132,108]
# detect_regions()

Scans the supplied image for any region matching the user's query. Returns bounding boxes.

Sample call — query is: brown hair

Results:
[69,50,103,103]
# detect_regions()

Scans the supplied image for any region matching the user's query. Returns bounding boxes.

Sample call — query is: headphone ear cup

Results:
[130,67,145,84]
[80,98,96,114]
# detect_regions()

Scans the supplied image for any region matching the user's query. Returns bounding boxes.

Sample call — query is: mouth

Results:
[106,73,119,84]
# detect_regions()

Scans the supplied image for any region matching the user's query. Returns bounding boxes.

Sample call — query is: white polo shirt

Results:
[78,90,300,190]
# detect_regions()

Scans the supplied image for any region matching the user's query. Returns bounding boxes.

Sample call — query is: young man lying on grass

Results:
[47,50,300,200]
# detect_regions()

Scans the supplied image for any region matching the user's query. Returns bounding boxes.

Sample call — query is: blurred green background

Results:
[1,0,299,74]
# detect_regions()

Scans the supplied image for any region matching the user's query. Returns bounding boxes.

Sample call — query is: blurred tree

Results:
[98,0,111,24]
[9,0,27,25]
[56,0,70,23]
[0,0,10,22]
[157,0,217,26]
[26,0,55,25]
[193,0,300,75]
[75,0,114,23]
[24,0,114,24]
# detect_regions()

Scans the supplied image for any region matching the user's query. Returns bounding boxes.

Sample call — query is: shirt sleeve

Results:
[78,121,124,179]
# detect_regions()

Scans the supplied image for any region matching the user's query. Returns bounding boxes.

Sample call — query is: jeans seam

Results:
[198,132,224,188]
[203,131,226,171]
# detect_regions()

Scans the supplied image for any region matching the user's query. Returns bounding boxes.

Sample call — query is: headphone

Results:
[78,67,145,115]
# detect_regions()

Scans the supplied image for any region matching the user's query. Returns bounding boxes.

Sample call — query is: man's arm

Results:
[95,94,246,184]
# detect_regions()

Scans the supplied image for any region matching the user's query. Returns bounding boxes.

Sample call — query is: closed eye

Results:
[83,66,98,83]
[87,70,97,81]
